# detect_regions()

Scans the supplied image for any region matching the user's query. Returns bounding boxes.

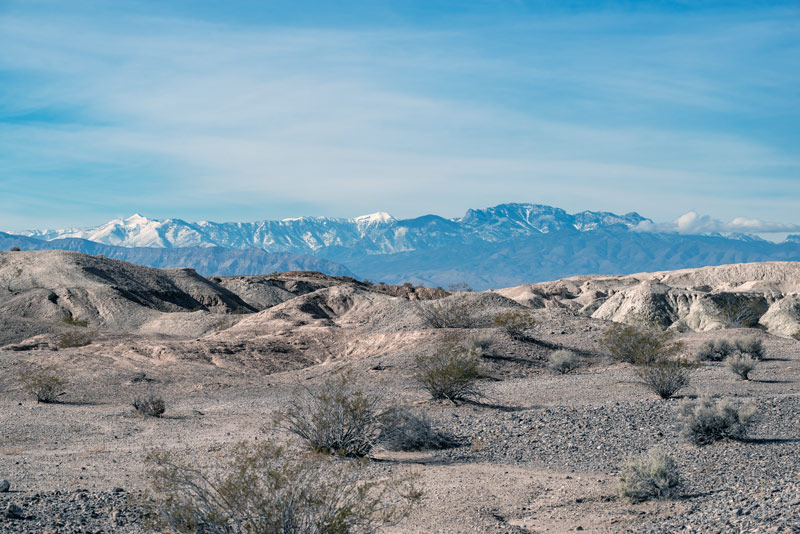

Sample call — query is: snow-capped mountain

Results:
[21,204,648,254]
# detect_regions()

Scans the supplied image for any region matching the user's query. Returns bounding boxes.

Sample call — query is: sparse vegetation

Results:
[415,338,482,402]
[492,309,536,340]
[635,354,695,399]
[10,246,21,251]
[132,394,166,417]
[144,441,421,534]
[19,366,67,403]
[726,352,757,380]
[466,334,495,357]
[695,335,764,361]
[618,448,681,503]
[279,372,382,457]
[58,331,92,348]
[377,406,457,451]
[680,397,756,446]
[416,294,479,329]
[62,316,88,327]
[547,349,580,374]
[599,323,680,365]
[793,331,800,341]
[712,294,767,328]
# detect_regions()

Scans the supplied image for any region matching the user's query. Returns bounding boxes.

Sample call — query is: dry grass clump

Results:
[726,353,757,380]
[144,441,421,534]
[599,323,680,365]
[62,316,88,327]
[680,397,756,446]
[378,406,457,451]
[695,335,764,362]
[618,448,681,503]
[415,338,483,403]
[492,309,536,340]
[279,372,382,457]
[416,294,479,329]
[547,349,580,374]
[19,365,67,403]
[132,394,166,417]
[58,331,92,348]
[635,355,695,399]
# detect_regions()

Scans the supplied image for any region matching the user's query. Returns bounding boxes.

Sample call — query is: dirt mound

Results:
[495,262,800,336]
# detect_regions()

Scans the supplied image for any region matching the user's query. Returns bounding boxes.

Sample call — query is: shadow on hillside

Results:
[462,398,527,412]
[742,437,800,445]
[523,336,597,358]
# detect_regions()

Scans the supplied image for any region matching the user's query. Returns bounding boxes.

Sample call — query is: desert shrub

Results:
[10,246,21,252]
[599,323,680,365]
[712,294,766,328]
[144,441,421,534]
[726,352,757,380]
[58,331,92,348]
[132,394,166,417]
[793,331,800,341]
[416,294,479,329]
[279,372,381,457]
[466,334,495,357]
[695,336,764,362]
[414,340,482,402]
[635,355,695,399]
[377,406,457,451]
[19,366,66,403]
[62,316,88,327]
[680,397,756,446]
[448,282,473,292]
[492,310,536,340]
[547,349,580,374]
[618,448,681,503]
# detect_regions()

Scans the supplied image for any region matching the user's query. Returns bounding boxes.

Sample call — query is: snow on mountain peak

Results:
[354,212,396,225]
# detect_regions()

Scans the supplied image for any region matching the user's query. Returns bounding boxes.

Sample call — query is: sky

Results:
[1,0,799,234]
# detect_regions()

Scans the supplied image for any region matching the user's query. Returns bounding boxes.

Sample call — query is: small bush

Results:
[599,323,680,365]
[734,335,764,360]
[415,340,482,402]
[680,397,756,446]
[378,406,457,451]
[144,441,421,534]
[62,316,88,327]
[279,372,381,457]
[10,246,21,252]
[58,331,92,348]
[618,448,681,503]
[793,331,800,341]
[726,352,757,380]
[695,336,764,362]
[713,294,766,328]
[492,310,536,340]
[467,334,495,357]
[635,356,695,399]
[19,366,66,403]
[416,294,479,329]
[547,349,580,374]
[132,394,166,417]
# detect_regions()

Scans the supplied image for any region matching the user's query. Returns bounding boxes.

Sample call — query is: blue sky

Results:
[1,0,798,233]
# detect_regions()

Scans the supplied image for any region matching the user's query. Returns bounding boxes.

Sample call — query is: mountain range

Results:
[9,203,800,289]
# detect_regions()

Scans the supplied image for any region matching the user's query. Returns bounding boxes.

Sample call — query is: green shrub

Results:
[58,331,92,348]
[132,394,166,417]
[599,324,680,365]
[416,294,479,329]
[547,349,580,374]
[279,372,381,457]
[62,316,88,327]
[144,441,421,534]
[635,355,695,399]
[492,310,536,340]
[414,340,482,402]
[618,448,681,503]
[377,406,457,451]
[726,352,757,380]
[19,366,66,403]
[680,397,755,446]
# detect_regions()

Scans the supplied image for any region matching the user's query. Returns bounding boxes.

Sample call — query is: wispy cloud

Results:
[635,212,800,235]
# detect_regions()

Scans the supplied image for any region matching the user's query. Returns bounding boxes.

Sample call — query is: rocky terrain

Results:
[0,250,798,533]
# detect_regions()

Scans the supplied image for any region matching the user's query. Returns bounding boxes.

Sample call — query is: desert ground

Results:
[0,250,798,533]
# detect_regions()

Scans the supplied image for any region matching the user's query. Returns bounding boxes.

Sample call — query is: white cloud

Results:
[634,211,800,235]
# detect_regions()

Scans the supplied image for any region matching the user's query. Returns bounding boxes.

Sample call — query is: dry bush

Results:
[278,372,381,457]
[696,336,764,362]
[492,310,536,340]
[726,352,757,380]
[414,339,482,402]
[377,406,457,451]
[144,441,421,534]
[467,334,495,357]
[19,366,66,403]
[132,394,166,417]
[733,335,764,360]
[416,294,479,329]
[547,349,580,374]
[635,355,695,399]
[793,331,800,341]
[58,331,92,348]
[62,316,88,327]
[618,448,681,503]
[599,323,680,365]
[712,294,767,328]
[680,397,756,446]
